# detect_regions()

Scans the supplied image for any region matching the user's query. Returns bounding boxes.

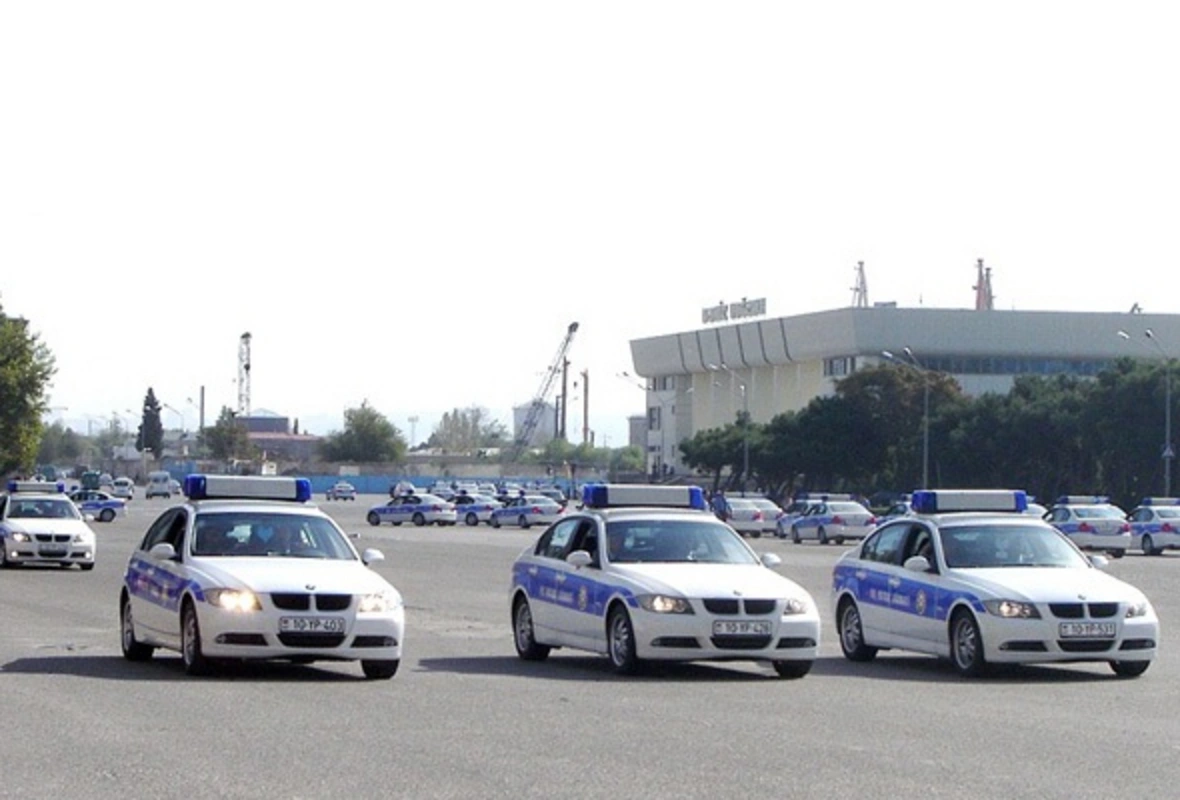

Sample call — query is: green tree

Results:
[200,406,254,460]
[135,388,165,457]
[36,421,84,466]
[0,303,57,475]
[427,406,507,453]
[319,402,406,463]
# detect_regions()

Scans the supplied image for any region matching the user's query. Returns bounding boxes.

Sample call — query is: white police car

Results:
[490,495,564,529]
[1127,497,1180,555]
[366,493,458,527]
[68,489,126,522]
[510,484,820,678]
[120,475,404,679]
[788,499,876,545]
[325,481,357,501]
[1,480,97,570]
[452,492,502,526]
[1044,495,1132,558]
[832,490,1158,678]
[775,492,854,538]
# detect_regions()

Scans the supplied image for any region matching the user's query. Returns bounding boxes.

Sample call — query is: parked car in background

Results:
[111,477,135,500]
[68,489,126,522]
[326,481,358,501]
[788,500,877,544]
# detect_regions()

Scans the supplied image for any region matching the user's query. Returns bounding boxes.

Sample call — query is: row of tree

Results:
[680,360,1178,511]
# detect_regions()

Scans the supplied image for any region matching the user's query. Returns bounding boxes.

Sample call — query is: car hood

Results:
[5,519,92,536]
[189,557,395,595]
[953,567,1146,603]
[611,563,811,600]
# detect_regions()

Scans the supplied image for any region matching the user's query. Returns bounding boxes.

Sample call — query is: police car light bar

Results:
[6,480,65,494]
[795,492,854,502]
[911,490,1028,514]
[1056,495,1110,505]
[184,475,312,503]
[1141,497,1180,506]
[582,484,708,511]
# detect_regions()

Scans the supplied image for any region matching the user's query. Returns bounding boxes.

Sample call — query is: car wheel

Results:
[367,511,381,526]
[949,609,987,677]
[99,508,115,522]
[838,599,878,662]
[751,531,762,539]
[0,542,12,568]
[519,514,530,530]
[1110,660,1150,678]
[512,597,550,661]
[412,512,427,527]
[181,600,212,676]
[361,659,400,680]
[1109,549,1126,559]
[818,527,828,545]
[465,512,479,526]
[834,535,845,545]
[1142,535,1157,556]
[772,660,812,679]
[120,594,154,662]
[607,604,641,675]
[791,526,801,544]
[491,517,501,529]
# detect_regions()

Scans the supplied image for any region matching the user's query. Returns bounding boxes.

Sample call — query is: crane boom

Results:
[512,322,579,460]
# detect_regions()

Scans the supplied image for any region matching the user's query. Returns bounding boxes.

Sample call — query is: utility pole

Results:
[581,369,590,445]
[559,357,570,441]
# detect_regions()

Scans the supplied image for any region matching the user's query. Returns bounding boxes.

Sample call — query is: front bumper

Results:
[196,603,405,661]
[978,611,1158,664]
[5,538,95,566]
[632,606,821,663]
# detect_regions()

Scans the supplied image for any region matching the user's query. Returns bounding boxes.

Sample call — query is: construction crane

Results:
[511,322,579,461]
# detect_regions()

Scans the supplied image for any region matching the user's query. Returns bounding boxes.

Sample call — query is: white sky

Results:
[4,2,1179,446]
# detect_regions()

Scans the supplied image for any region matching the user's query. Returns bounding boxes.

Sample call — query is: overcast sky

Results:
[4,2,1179,446]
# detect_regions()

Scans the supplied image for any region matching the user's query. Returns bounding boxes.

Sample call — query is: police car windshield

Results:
[1155,508,1180,518]
[939,525,1090,569]
[191,512,356,559]
[8,498,80,520]
[605,519,758,564]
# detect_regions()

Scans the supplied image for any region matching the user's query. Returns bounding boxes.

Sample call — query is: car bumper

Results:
[1133,532,1180,549]
[1068,532,1132,551]
[4,542,95,566]
[978,612,1158,664]
[197,605,405,661]
[632,609,821,663]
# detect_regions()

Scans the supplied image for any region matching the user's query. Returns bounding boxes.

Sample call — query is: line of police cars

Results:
[0,477,1164,680]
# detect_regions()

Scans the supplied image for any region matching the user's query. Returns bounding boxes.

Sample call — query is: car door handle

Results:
[888,577,901,588]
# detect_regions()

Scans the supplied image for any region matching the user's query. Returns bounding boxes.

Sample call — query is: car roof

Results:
[188,500,330,515]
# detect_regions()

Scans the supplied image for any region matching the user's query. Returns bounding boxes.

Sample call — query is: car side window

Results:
[861,523,908,565]
[141,510,179,551]
[539,519,579,559]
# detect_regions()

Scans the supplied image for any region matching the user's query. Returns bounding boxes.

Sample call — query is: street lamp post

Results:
[882,348,930,489]
[1119,329,1173,496]
[707,363,750,492]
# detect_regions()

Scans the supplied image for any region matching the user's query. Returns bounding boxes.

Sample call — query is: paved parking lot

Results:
[1,494,1176,799]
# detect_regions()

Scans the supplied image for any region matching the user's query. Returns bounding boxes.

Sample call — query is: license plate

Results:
[40,546,68,556]
[1059,622,1116,639]
[279,617,345,634]
[713,620,772,636]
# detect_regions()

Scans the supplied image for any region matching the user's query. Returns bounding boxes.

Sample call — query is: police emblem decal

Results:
[915,590,928,616]
[577,585,589,611]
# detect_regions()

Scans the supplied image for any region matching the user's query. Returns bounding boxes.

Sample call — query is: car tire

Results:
[465,512,479,526]
[491,517,501,529]
[818,527,828,545]
[791,526,801,544]
[1109,660,1150,678]
[0,543,13,569]
[1142,535,1157,556]
[751,531,762,539]
[949,609,987,677]
[361,659,400,680]
[1109,549,1126,559]
[120,594,154,662]
[512,597,550,661]
[837,599,878,662]
[772,660,812,679]
[99,508,115,522]
[519,514,530,530]
[181,600,212,676]
[367,511,381,526]
[412,512,427,527]
[607,605,641,675]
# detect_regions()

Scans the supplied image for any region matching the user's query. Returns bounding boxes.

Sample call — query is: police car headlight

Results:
[359,592,400,613]
[1126,601,1150,618]
[984,600,1040,619]
[205,589,261,612]
[637,594,694,614]
[12,532,30,543]
[782,597,811,615]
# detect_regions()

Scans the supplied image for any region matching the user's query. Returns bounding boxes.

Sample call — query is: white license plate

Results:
[712,620,772,636]
[279,616,345,634]
[40,546,68,556]
[1059,622,1116,639]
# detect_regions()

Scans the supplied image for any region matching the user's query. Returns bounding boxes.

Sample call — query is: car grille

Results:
[702,598,778,615]
[1057,640,1114,653]
[35,534,71,543]
[270,593,353,611]
[1049,603,1119,619]
[277,633,346,648]
[710,635,773,650]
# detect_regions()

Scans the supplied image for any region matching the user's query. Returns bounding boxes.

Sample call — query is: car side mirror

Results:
[567,550,593,568]
[1089,554,1110,570]
[149,542,178,561]
[761,553,782,568]
[904,555,932,572]
[362,548,385,565]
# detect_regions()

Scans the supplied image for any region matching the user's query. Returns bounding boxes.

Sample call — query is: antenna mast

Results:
[851,261,869,308]
[238,332,252,416]
[973,258,994,310]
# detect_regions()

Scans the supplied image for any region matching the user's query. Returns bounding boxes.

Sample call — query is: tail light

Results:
[431,505,442,512]
[531,506,541,514]
[866,516,877,525]
[1079,522,1092,532]
[832,515,845,525]
[1163,523,1174,532]
[753,511,763,521]
[1120,522,1131,532]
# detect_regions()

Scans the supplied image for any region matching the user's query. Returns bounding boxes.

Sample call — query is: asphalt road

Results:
[1,496,1177,800]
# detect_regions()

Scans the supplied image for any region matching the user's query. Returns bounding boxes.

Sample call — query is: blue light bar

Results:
[1055,495,1110,505]
[911,490,1028,514]
[183,474,312,502]
[1141,497,1180,506]
[582,484,707,511]
[6,480,65,494]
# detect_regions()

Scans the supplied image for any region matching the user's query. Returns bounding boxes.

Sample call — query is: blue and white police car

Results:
[1,480,97,569]
[832,490,1158,678]
[366,492,458,527]
[490,495,564,529]
[788,499,876,545]
[775,492,853,538]
[120,475,404,679]
[1044,495,1132,558]
[1127,497,1180,556]
[510,484,820,678]
[68,489,126,522]
[452,492,502,526]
